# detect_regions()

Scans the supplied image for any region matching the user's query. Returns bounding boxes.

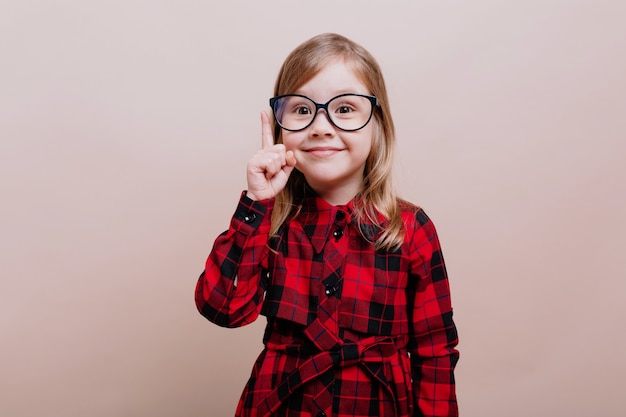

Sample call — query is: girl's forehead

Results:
[294,59,370,99]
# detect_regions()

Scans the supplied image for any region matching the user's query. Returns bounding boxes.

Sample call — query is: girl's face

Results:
[281,58,374,205]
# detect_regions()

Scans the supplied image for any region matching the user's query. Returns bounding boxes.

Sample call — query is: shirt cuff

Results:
[229,191,271,234]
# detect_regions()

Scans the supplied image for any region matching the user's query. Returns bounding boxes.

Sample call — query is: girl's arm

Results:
[194,192,272,328]
[407,209,459,417]
[196,112,296,327]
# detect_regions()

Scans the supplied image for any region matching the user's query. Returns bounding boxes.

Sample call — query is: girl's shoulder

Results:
[396,198,436,233]
[397,198,421,215]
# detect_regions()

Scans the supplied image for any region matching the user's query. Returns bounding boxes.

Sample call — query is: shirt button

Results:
[324,285,336,297]
[316,412,327,417]
[243,213,256,223]
[335,210,345,220]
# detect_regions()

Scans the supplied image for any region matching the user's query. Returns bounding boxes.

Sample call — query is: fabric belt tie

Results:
[255,318,409,417]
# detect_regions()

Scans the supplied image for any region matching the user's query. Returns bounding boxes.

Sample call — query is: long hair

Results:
[270,33,405,251]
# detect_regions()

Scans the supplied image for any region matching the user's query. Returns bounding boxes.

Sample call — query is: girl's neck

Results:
[307,179,362,206]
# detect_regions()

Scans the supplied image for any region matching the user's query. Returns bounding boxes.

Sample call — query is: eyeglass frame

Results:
[269,93,379,132]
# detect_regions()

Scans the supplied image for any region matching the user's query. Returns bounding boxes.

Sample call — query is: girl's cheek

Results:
[281,133,299,150]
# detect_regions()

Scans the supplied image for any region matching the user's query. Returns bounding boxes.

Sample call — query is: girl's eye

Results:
[336,105,354,114]
[294,105,312,115]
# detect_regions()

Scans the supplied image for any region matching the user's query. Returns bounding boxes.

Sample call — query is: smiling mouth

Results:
[305,147,344,157]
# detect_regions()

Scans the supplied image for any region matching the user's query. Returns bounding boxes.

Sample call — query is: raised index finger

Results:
[260,111,275,150]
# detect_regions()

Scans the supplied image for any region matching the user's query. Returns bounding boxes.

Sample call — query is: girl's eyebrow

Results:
[293,89,366,100]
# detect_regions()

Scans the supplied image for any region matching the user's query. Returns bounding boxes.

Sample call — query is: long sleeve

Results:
[195,192,272,328]
[407,209,459,417]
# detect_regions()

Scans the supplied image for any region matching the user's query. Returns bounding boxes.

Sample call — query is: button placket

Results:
[332,209,348,242]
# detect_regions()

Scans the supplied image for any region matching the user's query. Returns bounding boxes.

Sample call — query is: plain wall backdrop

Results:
[1,1,625,416]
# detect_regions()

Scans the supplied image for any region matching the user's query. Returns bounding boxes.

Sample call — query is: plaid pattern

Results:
[196,192,459,417]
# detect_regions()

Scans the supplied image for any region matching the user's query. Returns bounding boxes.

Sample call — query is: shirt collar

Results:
[294,196,385,253]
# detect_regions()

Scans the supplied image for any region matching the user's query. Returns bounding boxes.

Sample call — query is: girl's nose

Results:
[309,110,335,137]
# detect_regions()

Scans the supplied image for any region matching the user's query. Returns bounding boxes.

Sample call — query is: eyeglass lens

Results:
[272,94,374,131]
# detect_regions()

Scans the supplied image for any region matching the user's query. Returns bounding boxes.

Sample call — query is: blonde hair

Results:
[270,33,405,251]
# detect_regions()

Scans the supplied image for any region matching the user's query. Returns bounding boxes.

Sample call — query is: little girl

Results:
[195,33,459,417]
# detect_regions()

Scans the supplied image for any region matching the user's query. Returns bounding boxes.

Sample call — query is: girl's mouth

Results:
[305,147,343,157]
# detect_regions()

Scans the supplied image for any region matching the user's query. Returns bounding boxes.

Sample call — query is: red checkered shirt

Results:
[195,192,459,417]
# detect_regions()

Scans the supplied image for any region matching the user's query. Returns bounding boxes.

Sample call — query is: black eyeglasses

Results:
[269,93,378,132]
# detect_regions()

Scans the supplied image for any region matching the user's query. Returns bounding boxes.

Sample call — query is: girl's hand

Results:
[246,112,297,201]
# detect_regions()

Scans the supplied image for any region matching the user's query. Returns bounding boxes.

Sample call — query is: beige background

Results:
[1,1,625,416]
